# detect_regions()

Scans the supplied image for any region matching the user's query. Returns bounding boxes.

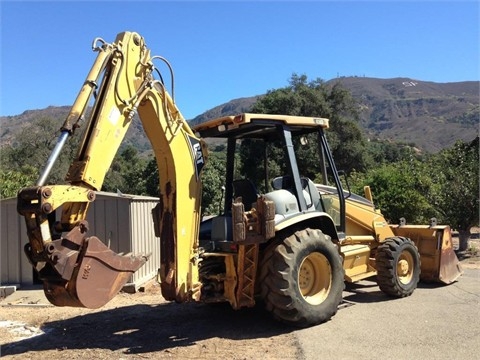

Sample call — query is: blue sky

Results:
[1,0,479,119]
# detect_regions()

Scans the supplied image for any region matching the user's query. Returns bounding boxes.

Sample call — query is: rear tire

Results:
[260,228,344,327]
[375,237,420,297]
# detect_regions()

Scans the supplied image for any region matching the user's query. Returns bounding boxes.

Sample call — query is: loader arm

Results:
[17,32,206,307]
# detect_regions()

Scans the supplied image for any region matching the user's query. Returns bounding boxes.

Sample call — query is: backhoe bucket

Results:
[36,223,148,308]
[391,224,463,284]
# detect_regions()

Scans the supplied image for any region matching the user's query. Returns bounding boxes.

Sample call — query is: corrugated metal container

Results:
[1,192,160,289]
[0,197,32,285]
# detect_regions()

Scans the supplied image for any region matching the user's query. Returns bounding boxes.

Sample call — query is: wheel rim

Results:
[397,250,414,284]
[298,252,332,305]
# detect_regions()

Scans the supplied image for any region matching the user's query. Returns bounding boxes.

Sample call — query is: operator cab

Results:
[194,113,346,252]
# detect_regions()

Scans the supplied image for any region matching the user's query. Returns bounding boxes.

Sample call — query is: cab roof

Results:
[192,113,329,140]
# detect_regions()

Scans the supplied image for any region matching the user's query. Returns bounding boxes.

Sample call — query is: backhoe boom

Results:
[17,31,206,307]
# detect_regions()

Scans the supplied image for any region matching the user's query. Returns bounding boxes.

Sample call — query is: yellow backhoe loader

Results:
[17,31,462,327]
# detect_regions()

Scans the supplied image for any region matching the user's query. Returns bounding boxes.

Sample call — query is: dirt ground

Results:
[1,235,479,359]
[0,280,301,359]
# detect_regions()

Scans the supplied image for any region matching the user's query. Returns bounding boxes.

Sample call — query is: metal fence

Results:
[1,192,160,289]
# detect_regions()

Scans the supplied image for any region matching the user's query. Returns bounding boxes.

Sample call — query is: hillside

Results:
[189,96,261,126]
[330,77,479,152]
[0,106,152,153]
[189,77,478,152]
[1,78,478,153]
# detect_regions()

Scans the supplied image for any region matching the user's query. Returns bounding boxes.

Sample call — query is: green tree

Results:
[426,137,479,251]
[4,117,58,168]
[201,151,227,216]
[141,149,227,216]
[102,145,148,195]
[350,159,438,224]
[144,156,160,196]
[350,137,479,252]
[0,166,38,199]
[238,138,285,192]
[1,116,82,190]
[250,74,368,175]
[366,140,419,165]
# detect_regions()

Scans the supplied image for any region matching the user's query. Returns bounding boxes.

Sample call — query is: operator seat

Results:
[272,175,322,211]
[303,178,322,211]
[272,175,294,191]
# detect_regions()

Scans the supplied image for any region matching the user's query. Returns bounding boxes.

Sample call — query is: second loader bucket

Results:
[390,224,463,284]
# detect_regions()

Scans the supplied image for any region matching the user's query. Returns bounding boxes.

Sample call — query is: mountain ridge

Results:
[1,77,478,153]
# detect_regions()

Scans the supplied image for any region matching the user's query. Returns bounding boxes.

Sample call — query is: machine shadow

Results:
[342,280,392,304]
[343,277,450,304]
[1,300,294,356]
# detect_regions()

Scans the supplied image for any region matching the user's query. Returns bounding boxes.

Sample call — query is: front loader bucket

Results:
[31,222,148,308]
[391,224,463,284]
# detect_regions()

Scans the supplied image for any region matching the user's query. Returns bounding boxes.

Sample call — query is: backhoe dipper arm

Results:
[17,32,207,308]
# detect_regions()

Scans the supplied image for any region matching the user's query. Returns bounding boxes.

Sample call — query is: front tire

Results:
[260,228,344,327]
[375,237,420,297]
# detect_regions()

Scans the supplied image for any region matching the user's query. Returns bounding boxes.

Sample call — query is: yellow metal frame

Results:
[19,32,207,303]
